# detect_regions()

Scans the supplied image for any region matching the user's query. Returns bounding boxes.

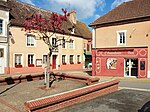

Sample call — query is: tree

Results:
[22,9,70,89]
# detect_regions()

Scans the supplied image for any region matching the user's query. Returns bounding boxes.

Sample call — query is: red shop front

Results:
[92,47,148,78]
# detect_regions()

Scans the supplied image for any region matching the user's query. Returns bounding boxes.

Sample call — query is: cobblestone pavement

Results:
[0,79,86,112]
[57,89,150,112]
[0,70,150,112]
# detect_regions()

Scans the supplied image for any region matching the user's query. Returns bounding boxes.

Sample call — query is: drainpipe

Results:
[7,22,11,75]
[92,26,96,76]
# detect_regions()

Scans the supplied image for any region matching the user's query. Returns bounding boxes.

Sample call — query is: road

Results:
[119,80,150,90]
[57,89,150,112]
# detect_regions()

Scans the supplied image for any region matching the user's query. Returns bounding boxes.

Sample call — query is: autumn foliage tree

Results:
[22,9,70,88]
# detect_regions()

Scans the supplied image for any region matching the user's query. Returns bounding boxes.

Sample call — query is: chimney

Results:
[68,10,76,24]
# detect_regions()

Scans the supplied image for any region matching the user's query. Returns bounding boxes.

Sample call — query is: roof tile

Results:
[7,0,91,39]
[89,0,150,26]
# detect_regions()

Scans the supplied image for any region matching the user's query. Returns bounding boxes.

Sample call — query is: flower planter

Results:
[70,62,74,64]
[77,62,81,64]
[62,63,67,65]
[15,64,22,68]
[28,64,35,67]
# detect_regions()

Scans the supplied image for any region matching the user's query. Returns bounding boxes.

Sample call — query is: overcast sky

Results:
[18,0,131,25]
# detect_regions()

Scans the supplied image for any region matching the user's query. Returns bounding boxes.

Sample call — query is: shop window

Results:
[106,58,117,69]
[140,61,145,70]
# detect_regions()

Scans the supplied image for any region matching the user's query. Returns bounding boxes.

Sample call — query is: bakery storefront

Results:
[92,47,148,78]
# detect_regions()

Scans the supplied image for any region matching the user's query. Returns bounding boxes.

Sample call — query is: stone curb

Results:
[24,79,119,112]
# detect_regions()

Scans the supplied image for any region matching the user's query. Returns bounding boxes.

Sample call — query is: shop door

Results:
[52,55,57,69]
[125,59,138,77]
[0,48,4,74]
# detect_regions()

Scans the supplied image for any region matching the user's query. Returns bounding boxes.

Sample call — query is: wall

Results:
[7,26,84,74]
[94,20,150,77]
[0,8,9,74]
[93,47,148,78]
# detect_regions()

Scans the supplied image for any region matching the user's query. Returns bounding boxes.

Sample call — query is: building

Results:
[89,0,150,78]
[0,0,9,74]
[4,0,92,74]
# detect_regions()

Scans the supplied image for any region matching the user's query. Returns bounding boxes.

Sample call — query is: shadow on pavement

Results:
[0,82,20,95]
[5,77,15,85]
[26,75,33,81]
[84,70,92,76]
[138,101,150,112]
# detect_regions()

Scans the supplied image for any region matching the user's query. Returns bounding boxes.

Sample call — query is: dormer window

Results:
[68,26,75,34]
[71,28,75,34]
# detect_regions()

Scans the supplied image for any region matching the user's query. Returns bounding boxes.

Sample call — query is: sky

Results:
[18,0,131,26]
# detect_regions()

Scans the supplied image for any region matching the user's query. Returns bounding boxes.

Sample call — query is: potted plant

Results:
[28,64,34,67]
[15,64,22,68]
[62,62,67,65]
[77,62,81,64]
[70,62,74,64]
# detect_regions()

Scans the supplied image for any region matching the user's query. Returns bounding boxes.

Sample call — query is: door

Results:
[125,59,138,77]
[0,48,4,74]
[52,55,57,69]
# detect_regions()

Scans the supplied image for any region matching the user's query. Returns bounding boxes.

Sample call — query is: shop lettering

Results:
[128,51,134,55]
[106,52,121,55]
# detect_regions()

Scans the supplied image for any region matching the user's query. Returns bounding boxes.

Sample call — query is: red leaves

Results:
[23,9,69,34]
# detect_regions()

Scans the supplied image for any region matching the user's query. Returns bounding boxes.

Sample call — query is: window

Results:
[27,34,35,46]
[62,39,65,48]
[0,19,3,35]
[43,55,48,64]
[62,55,66,64]
[70,55,74,64]
[84,43,86,50]
[87,44,90,51]
[117,31,126,45]
[0,49,4,57]
[69,39,74,49]
[28,54,34,66]
[15,54,22,67]
[52,38,56,47]
[71,28,75,34]
[77,55,80,63]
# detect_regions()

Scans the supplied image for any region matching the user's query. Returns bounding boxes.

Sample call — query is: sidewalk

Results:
[1,69,150,83]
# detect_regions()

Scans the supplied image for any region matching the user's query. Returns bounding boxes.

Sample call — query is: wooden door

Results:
[52,55,57,69]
